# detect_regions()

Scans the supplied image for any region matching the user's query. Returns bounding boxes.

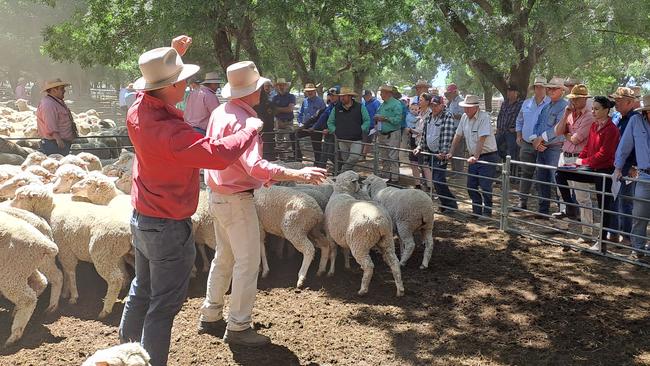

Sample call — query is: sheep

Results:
[362,174,436,269]
[102,149,134,177]
[24,165,56,183]
[192,190,216,273]
[0,164,22,184]
[0,210,62,346]
[40,157,61,174]
[59,154,90,171]
[77,152,102,171]
[324,170,404,297]
[0,171,43,199]
[115,173,132,194]
[21,151,47,169]
[11,184,131,318]
[82,342,150,366]
[52,164,88,193]
[0,153,25,165]
[255,185,331,287]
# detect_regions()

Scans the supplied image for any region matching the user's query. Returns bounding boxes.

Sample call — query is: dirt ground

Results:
[1,214,650,366]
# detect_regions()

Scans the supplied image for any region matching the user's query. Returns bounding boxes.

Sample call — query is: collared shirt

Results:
[531,98,569,145]
[456,110,497,154]
[184,85,221,130]
[364,97,381,127]
[615,114,650,170]
[448,95,463,120]
[615,110,639,174]
[496,98,523,131]
[205,98,285,195]
[516,96,550,143]
[405,112,418,129]
[36,94,76,141]
[579,118,619,170]
[376,97,403,133]
[560,106,594,154]
[272,92,296,120]
[297,95,325,126]
[313,103,334,130]
[118,88,128,107]
[128,93,258,219]
[420,108,456,154]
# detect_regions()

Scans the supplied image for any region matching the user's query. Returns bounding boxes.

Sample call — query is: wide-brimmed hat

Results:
[336,87,357,96]
[564,77,580,87]
[221,61,270,99]
[532,76,547,87]
[304,83,317,91]
[42,78,71,93]
[458,95,481,107]
[609,86,636,100]
[446,83,458,93]
[276,78,289,85]
[414,79,430,88]
[379,85,395,93]
[544,76,568,90]
[430,88,439,96]
[631,86,642,99]
[133,47,199,91]
[635,95,650,112]
[201,72,223,85]
[566,84,591,99]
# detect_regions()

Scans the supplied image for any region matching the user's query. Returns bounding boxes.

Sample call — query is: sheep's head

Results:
[21,151,47,170]
[59,154,90,171]
[11,183,53,217]
[40,158,61,174]
[361,174,388,198]
[333,170,360,194]
[71,174,118,204]
[0,165,21,184]
[115,173,132,194]
[77,152,102,171]
[0,172,42,198]
[52,164,88,193]
[24,165,56,183]
[48,154,65,161]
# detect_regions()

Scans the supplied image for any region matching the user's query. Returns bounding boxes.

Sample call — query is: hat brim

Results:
[609,94,635,100]
[634,106,650,112]
[458,102,480,107]
[133,64,200,92]
[201,79,222,84]
[567,94,591,99]
[222,76,271,99]
[336,92,358,97]
[304,88,317,91]
[544,84,568,91]
[42,82,71,93]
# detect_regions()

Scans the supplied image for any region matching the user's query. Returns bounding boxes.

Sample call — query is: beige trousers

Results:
[377,129,402,181]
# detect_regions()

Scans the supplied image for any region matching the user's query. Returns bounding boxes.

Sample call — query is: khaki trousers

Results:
[377,129,402,180]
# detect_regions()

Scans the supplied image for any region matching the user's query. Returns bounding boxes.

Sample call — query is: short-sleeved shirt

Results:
[36,94,76,141]
[272,92,296,120]
[447,95,464,121]
[455,110,497,155]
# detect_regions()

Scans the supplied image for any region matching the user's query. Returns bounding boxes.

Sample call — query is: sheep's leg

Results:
[39,255,63,313]
[420,226,435,270]
[118,258,131,292]
[327,243,337,277]
[94,259,125,319]
[272,235,285,259]
[310,229,330,276]
[380,238,405,297]
[349,246,374,296]
[285,233,316,288]
[396,224,416,267]
[1,281,37,347]
[27,271,47,297]
[343,247,351,270]
[260,229,269,278]
[197,242,210,272]
[58,250,79,304]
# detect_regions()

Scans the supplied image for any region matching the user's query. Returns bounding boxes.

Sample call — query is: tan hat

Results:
[336,87,358,96]
[414,79,430,88]
[42,78,71,93]
[609,86,635,100]
[303,83,317,91]
[635,95,650,112]
[133,47,199,91]
[276,78,289,85]
[566,84,591,99]
[201,72,223,84]
[631,86,642,99]
[564,77,581,86]
[458,95,481,107]
[544,76,568,90]
[221,61,270,99]
[532,76,547,86]
[379,85,394,93]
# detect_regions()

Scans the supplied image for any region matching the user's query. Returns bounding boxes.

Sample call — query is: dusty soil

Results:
[1,214,650,366]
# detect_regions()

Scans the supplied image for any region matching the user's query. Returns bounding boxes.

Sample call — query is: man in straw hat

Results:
[515,76,549,210]
[615,94,650,260]
[413,79,431,104]
[184,71,222,135]
[610,86,641,243]
[36,78,77,155]
[118,36,263,366]
[297,82,326,163]
[271,77,297,160]
[375,85,404,183]
[199,61,327,346]
[446,95,498,217]
[529,76,569,218]
[326,86,370,172]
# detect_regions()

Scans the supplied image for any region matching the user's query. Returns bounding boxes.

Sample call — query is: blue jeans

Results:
[496,130,518,161]
[613,180,636,238]
[535,147,562,214]
[631,173,650,250]
[40,139,71,156]
[467,152,498,216]
[193,127,207,135]
[431,157,457,209]
[119,211,195,366]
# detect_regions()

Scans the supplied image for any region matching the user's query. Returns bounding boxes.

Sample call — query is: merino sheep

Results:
[24,165,56,183]
[59,154,90,171]
[52,164,88,193]
[102,149,134,177]
[21,151,47,169]
[11,184,131,318]
[325,171,404,296]
[82,342,151,366]
[77,152,102,171]
[0,210,62,346]
[0,171,43,199]
[40,158,61,174]
[362,174,435,269]
[192,190,216,273]
[0,164,22,184]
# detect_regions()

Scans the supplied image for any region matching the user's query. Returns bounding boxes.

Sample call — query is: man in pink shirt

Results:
[36,78,78,155]
[199,61,326,346]
[553,84,595,239]
[184,72,221,135]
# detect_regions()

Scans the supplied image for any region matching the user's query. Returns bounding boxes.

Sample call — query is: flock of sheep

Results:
[0,139,437,351]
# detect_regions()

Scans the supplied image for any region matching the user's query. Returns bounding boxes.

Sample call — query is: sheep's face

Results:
[25,166,55,183]
[49,154,65,161]
[361,174,388,197]
[40,158,61,174]
[11,184,54,215]
[115,174,132,194]
[333,171,360,194]
[53,172,86,193]
[59,155,89,171]
[21,152,47,169]
[0,173,41,198]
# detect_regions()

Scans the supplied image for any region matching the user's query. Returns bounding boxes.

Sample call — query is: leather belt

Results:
[563,152,580,157]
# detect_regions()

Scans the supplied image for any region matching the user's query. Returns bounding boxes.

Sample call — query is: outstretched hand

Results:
[171,35,192,56]
[296,167,328,185]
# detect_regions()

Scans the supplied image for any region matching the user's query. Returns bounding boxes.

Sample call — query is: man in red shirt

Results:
[118,36,263,366]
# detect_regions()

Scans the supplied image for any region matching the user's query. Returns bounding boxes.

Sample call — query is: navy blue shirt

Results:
[272,93,296,120]
[616,110,639,174]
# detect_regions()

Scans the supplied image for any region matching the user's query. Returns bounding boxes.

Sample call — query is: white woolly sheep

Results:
[21,151,47,169]
[0,171,43,199]
[59,154,90,171]
[0,210,62,346]
[24,165,56,183]
[52,164,88,193]
[40,158,61,174]
[77,152,103,171]
[102,149,134,177]
[362,174,435,269]
[11,184,131,318]
[192,190,216,273]
[0,164,22,184]
[115,173,132,194]
[324,170,404,296]
[82,342,151,366]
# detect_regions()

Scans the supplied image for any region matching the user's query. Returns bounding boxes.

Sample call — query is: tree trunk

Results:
[213,27,236,73]
[352,69,367,97]
[483,86,493,112]
[239,16,263,73]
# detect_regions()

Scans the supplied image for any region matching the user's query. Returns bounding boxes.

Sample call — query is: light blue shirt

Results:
[297,95,326,126]
[405,112,418,129]
[615,114,650,170]
[516,96,550,143]
[531,98,568,145]
[448,95,463,121]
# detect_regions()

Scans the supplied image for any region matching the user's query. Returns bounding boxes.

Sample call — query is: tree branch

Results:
[472,0,494,15]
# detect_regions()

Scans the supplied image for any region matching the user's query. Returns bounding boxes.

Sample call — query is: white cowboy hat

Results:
[133,47,200,91]
[201,72,223,84]
[221,61,270,99]
[544,76,568,91]
[42,78,71,93]
[458,94,481,107]
[635,95,650,112]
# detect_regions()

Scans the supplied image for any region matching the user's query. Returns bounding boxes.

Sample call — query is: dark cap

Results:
[431,95,444,104]
[506,84,518,91]
[363,89,373,96]
[328,86,340,94]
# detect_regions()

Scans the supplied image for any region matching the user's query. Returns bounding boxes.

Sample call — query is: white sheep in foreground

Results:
[0,171,43,199]
[24,165,55,183]
[102,149,134,177]
[11,184,131,318]
[255,185,332,287]
[20,151,47,169]
[40,158,60,174]
[59,154,89,171]
[0,164,22,184]
[82,342,151,366]
[77,152,102,171]
[0,210,62,346]
[324,170,404,296]
[52,164,88,193]
[362,174,436,269]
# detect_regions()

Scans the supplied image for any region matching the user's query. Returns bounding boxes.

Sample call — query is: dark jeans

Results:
[321,134,337,168]
[261,131,277,161]
[535,147,562,214]
[467,152,498,216]
[40,139,71,156]
[613,180,636,239]
[431,156,458,209]
[555,168,615,237]
[296,129,325,167]
[517,141,538,205]
[496,130,519,161]
[119,211,196,366]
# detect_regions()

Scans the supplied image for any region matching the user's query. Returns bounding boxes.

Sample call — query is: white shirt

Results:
[456,110,497,155]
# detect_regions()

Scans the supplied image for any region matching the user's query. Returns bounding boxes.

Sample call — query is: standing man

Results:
[271,78,297,160]
[375,85,403,183]
[445,83,465,174]
[255,80,276,160]
[15,77,28,100]
[326,87,370,172]
[199,61,326,345]
[118,37,261,366]
[184,72,222,135]
[313,87,339,168]
[412,79,431,104]
[362,89,381,122]
[297,83,326,163]
[447,95,498,217]
[495,84,523,163]
[529,76,569,218]
[36,78,77,156]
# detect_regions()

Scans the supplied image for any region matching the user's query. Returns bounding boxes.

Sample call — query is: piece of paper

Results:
[368,128,377,136]
[611,173,621,200]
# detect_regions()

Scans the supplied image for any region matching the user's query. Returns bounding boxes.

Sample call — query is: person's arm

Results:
[440,114,456,155]
[313,107,330,130]
[171,35,192,56]
[614,119,636,172]
[569,116,593,145]
[581,128,620,168]
[446,134,463,160]
[361,105,371,134]
[515,104,525,142]
[554,109,569,138]
[541,106,563,142]
[327,107,336,133]
[383,101,402,129]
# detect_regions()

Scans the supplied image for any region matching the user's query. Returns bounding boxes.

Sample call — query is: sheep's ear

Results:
[95,362,109,366]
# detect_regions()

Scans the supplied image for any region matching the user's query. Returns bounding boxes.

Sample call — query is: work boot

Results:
[223,327,271,346]
[198,319,227,338]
